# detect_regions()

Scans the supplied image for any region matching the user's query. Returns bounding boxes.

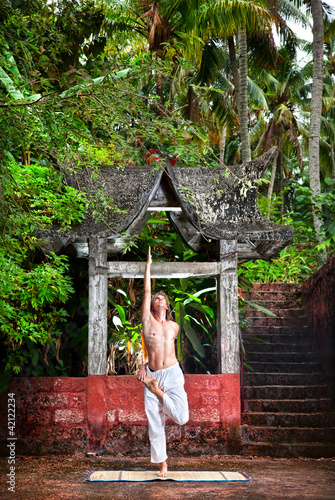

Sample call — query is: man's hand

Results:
[147,246,152,266]
[137,363,148,382]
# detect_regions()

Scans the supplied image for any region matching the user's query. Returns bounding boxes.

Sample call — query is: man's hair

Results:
[151,290,173,321]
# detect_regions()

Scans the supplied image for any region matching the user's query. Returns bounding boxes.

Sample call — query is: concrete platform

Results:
[1,454,334,499]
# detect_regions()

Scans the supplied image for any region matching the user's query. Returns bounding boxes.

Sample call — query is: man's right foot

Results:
[143,375,159,392]
[157,460,168,478]
[142,376,164,401]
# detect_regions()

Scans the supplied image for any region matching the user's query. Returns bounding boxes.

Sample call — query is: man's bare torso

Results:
[142,314,179,371]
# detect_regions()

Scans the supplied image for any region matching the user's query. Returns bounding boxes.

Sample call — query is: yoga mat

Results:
[86,470,250,482]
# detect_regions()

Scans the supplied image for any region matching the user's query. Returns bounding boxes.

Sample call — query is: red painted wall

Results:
[0,374,240,456]
[301,257,335,392]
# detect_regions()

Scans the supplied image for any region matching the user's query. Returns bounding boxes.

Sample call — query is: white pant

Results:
[145,362,189,463]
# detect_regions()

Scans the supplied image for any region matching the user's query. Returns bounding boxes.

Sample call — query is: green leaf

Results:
[188,302,215,319]
[175,302,185,361]
[92,76,105,84]
[238,273,253,292]
[183,323,205,358]
[324,177,335,186]
[180,278,189,292]
[192,287,216,298]
[187,355,210,374]
[115,303,126,323]
[0,67,24,100]
[114,68,131,78]
[244,300,276,317]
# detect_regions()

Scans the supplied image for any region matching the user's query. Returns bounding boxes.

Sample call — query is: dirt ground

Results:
[1,454,335,500]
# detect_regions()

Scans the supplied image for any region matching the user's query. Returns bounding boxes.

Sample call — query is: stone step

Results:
[250,283,301,292]
[243,299,302,309]
[245,308,306,318]
[244,385,327,400]
[244,398,335,413]
[241,425,335,444]
[242,412,335,428]
[241,291,300,302]
[245,317,308,328]
[243,334,312,345]
[244,326,309,334]
[239,282,335,458]
[244,362,321,373]
[240,441,335,459]
[243,342,314,353]
[245,352,316,363]
[243,372,325,386]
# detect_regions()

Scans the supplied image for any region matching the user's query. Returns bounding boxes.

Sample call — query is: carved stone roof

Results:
[38,147,293,260]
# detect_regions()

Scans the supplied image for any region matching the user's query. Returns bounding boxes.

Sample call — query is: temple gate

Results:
[12,147,293,455]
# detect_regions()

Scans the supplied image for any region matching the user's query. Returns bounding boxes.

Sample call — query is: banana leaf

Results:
[183,322,205,358]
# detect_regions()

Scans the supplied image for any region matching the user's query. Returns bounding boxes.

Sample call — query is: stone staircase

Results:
[240,283,335,458]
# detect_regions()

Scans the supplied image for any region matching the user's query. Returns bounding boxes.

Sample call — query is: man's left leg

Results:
[162,385,189,426]
[144,363,189,426]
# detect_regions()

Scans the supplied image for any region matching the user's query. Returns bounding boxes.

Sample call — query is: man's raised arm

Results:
[142,246,152,325]
[137,248,152,381]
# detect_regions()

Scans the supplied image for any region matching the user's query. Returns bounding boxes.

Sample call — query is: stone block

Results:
[106,409,117,423]
[53,377,87,393]
[34,393,68,408]
[67,394,86,409]
[189,408,220,423]
[165,425,182,440]
[54,409,85,424]
[185,375,221,391]
[119,409,147,423]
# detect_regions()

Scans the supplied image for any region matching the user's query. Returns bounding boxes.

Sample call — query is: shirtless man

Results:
[137,247,189,478]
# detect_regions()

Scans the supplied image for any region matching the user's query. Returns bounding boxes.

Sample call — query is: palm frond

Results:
[247,77,268,110]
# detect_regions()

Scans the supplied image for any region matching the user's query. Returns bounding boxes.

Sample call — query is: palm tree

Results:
[308,0,324,233]
[102,0,201,112]
[200,0,275,163]
[251,46,311,212]
[198,0,305,163]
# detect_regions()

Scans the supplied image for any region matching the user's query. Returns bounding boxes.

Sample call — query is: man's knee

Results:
[178,415,189,426]
[175,409,189,426]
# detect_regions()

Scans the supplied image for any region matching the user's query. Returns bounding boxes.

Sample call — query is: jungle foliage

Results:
[1,0,335,386]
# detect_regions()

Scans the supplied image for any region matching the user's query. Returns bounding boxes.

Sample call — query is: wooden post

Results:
[88,237,108,375]
[217,240,239,374]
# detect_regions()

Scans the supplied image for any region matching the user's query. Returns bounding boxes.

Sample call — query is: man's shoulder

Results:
[168,320,179,332]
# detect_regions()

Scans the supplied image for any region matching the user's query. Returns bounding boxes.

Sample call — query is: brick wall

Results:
[0,377,87,455]
[0,374,241,456]
[301,257,335,392]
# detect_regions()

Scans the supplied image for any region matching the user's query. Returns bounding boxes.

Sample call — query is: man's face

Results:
[153,294,168,311]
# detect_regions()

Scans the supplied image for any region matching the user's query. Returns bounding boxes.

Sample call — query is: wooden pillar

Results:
[88,237,107,375]
[217,240,239,374]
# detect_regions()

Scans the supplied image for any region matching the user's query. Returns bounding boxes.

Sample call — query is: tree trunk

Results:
[309,0,324,234]
[228,36,240,115]
[237,28,251,163]
[267,148,279,219]
[279,127,284,218]
[220,125,226,165]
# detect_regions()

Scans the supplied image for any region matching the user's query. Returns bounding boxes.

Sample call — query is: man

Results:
[137,247,189,478]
